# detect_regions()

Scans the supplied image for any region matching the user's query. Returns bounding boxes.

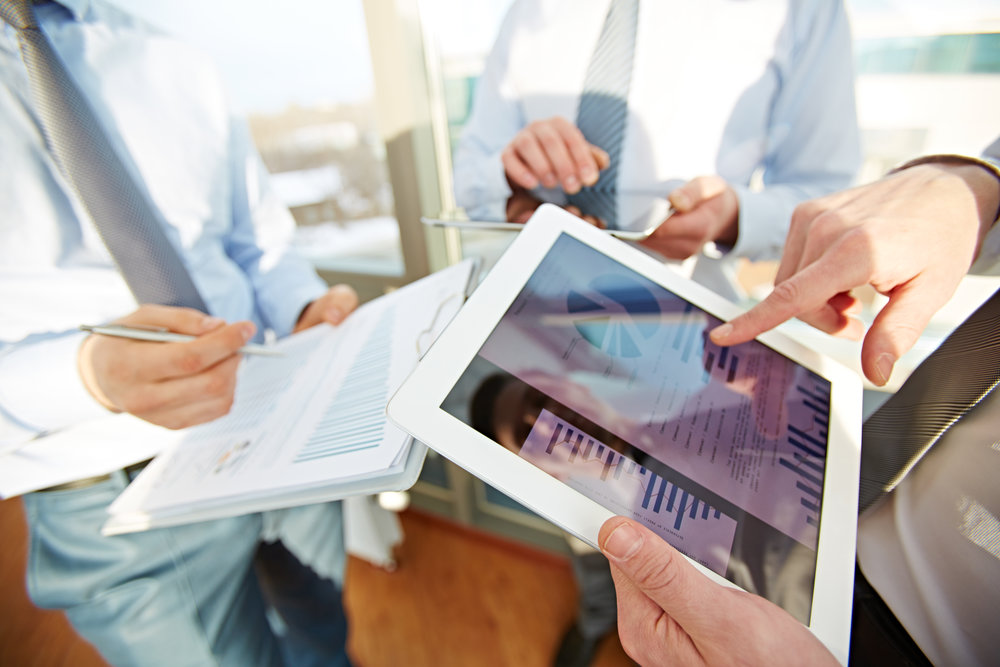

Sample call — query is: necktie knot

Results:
[0,0,38,31]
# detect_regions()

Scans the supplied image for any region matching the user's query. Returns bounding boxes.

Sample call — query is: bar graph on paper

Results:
[520,409,738,575]
[294,306,395,463]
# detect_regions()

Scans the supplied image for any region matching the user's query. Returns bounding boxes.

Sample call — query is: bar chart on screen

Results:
[778,377,831,529]
[520,409,737,574]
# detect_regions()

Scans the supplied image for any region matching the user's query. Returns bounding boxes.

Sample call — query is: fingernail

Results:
[603,522,643,561]
[581,167,598,185]
[239,323,255,343]
[710,323,733,343]
[327,307,344,323]
[542,173,557,188]
[564,176,580,194]
[672,192,691,210]
[874,353,895,386]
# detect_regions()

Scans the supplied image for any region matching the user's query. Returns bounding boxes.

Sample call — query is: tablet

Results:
[422,192,673,241]
[388,205,861,661]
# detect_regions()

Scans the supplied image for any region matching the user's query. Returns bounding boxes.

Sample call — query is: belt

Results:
[36,458,153,493]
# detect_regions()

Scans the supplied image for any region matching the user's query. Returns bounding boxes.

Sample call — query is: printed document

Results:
[101,260,473,533]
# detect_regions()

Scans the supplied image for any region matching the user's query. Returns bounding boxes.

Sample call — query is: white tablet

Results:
[388,205,861,662]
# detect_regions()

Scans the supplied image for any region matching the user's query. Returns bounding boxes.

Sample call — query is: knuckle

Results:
[201,372,228,398]
[768,278,803,307]
[204,366,237,399]
[791,199,825,227]
[632,548,682,597]
[511,132,534,153]
[175,349,205,375]
[885,320,924,348]
[537,132,560,154]
[120,387,159,417]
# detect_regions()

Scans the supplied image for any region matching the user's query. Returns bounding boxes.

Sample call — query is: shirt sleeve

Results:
[0,332,111,448]
[223,117,327,338]
[970,135,1000,275]
[730,0,862,262]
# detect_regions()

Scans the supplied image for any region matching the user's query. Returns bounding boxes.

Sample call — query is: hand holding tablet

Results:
[389,205,861,663]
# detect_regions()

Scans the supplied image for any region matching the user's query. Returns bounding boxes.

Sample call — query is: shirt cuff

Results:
[727,185,793,262]
[456,152,513,211]
[0,332,111,439]
[268,279,329,339]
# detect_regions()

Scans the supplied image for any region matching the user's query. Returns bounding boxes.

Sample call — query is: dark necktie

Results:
[859,287,1000,511]
[567,0,639,228]
[0,0,208,311]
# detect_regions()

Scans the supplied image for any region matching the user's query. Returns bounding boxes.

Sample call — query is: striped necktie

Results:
[859,287,1000,511]
[1,0,208,311]
[567,0,639,227]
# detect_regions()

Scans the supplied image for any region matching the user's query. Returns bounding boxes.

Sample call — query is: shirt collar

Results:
[2,1,92,50]
[42,0,91,21]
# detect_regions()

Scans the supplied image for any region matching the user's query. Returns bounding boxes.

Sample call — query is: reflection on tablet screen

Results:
[443,233,830,623]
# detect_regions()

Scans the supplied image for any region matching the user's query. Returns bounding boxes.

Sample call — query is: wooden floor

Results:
[0,498,633,666]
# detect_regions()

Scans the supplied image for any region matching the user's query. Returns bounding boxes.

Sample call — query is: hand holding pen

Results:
[78,305,256,430]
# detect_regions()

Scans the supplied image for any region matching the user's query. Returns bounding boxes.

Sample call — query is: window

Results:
[110,0,411,297]
[856,33,1000,75]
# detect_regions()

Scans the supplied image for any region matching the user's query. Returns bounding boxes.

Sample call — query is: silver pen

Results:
[79,324,283,357]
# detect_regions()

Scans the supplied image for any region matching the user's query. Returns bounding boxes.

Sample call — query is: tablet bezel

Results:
[388,204,861,662]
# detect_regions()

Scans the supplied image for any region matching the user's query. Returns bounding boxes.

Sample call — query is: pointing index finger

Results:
[710,261,857,346]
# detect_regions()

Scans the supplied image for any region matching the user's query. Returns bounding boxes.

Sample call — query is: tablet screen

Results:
[443,233,830,623]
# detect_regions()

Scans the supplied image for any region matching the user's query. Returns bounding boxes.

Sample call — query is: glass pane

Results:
[109,0,405,275]
[419,0,517,273]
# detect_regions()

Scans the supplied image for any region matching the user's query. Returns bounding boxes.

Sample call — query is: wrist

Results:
[892,154,1000,228]
[77,336,120,413]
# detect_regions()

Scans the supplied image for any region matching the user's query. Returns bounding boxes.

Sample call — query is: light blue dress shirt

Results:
[452,0,862,264]
[0,0,327,447]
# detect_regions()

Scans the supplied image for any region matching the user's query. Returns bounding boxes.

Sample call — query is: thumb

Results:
[860,282,942,386]
[599,517,719,634]
[294,284,359,332]
[589,145,610,171]
[669,176,728,213]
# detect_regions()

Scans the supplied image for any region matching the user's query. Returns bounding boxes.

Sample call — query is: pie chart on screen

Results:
[566,275,660,358]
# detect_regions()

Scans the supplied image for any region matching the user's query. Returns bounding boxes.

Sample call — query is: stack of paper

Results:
[95,259,473,534]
